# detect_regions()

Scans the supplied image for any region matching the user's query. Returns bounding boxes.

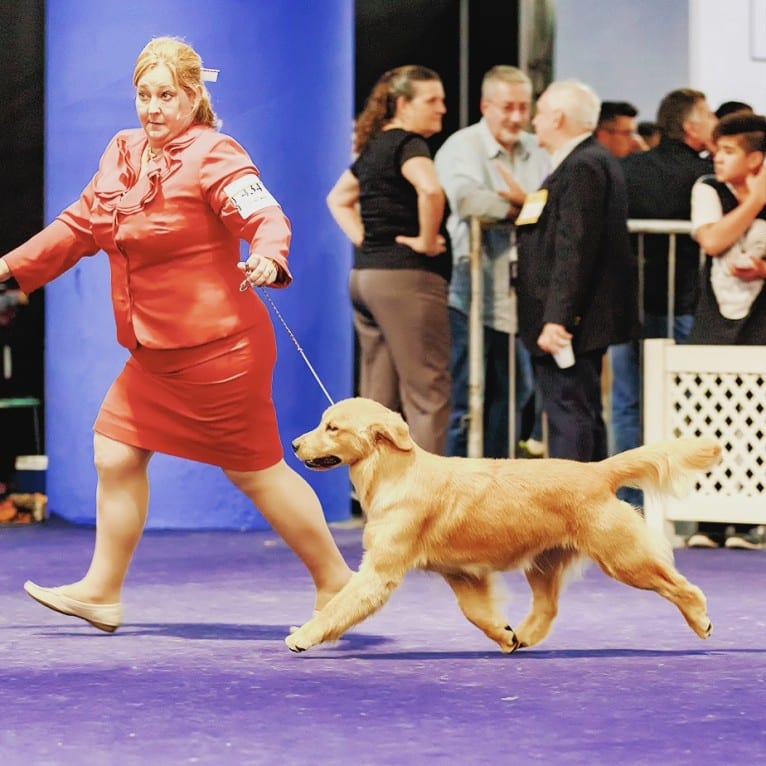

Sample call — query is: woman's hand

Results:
[238,254,280,291]
[395,233,446,256]
[0,259,11,282]
[399,157,446,256]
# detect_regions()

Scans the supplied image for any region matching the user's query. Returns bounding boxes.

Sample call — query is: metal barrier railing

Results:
[627,219,694,335]
[466,217,696,458]
[467,217,485,458]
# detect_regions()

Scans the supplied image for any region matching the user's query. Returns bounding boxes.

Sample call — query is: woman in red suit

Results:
[0,37,351,632]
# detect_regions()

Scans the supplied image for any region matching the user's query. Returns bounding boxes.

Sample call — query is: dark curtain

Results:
[354,0,520,151]
[0,0,45,484]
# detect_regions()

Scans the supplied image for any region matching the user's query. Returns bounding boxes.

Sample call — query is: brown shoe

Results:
[24,581,122,632]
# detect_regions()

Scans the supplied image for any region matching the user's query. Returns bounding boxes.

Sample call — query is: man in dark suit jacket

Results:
[608,89,715,506]
[516,80,639,462]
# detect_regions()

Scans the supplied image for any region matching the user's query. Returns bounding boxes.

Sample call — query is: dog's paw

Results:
[499,624,521,654]
[688,614,713,640]
[285,633,308,653]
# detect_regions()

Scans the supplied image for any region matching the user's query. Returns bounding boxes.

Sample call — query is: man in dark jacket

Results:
[610,89,715,499]
[516,79,639,462]
[621,89,715,331]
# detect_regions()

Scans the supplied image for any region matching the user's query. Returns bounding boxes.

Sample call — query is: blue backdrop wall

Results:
[44,0,354,528]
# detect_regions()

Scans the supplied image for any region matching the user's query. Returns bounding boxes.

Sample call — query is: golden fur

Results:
[286,397,721,653]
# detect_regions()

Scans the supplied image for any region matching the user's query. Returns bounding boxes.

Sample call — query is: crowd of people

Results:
[1,37,764,633]
[334,66,765,550]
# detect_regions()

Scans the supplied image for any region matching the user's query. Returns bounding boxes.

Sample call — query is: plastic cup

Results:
[553,341,575,369]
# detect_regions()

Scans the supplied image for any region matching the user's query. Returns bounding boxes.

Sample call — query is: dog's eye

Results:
[325,423,338,432]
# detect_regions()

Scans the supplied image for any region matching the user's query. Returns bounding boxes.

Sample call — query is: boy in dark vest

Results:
[686,111,766,549]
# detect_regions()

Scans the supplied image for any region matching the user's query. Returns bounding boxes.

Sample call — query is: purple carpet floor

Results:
[0,516,764,765]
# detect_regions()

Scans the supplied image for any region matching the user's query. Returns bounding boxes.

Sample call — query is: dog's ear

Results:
[373,411,414,452]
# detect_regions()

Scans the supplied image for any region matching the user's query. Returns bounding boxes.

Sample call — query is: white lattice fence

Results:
[643,339,766,535]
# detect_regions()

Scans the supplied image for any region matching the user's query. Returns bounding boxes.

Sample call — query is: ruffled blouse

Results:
[4,124,292,350]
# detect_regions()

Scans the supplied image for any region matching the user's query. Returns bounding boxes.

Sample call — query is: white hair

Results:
[544,80,601,131]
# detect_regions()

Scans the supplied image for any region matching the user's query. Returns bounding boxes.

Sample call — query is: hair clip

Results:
[202,68,219,83]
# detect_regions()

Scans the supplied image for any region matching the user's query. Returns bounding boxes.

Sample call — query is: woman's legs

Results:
[351,269,451,454]
[224,460,352,611]
[349,269,401,412]
[38,438,350,614]
[59,433,152,603]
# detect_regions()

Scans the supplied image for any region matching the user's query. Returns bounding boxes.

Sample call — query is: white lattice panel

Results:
[643,339,766,532]
[671,370,766,495]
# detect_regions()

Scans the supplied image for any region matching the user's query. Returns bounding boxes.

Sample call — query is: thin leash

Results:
[255,286,336,406]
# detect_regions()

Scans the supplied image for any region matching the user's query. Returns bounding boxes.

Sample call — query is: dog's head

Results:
[291,397,415,470]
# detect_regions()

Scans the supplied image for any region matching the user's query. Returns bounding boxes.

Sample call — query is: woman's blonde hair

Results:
[133,36,218,128]
[353,65,441,154]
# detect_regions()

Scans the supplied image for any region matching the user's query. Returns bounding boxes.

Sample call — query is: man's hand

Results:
[745,161,766,209]
[537,322,573,355]
[494,161,527,207]
[731,257,766,281]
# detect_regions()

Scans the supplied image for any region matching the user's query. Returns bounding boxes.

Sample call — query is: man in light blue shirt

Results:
[435,66,550,457]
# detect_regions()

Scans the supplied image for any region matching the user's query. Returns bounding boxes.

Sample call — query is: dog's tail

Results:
[599,438,721,498]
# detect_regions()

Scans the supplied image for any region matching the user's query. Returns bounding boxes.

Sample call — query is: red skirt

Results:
[94,325,283,471]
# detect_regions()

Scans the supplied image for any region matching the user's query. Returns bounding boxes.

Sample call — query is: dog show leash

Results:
[242,281,336,406]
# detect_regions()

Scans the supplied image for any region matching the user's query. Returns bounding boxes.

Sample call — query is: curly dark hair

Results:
[353,65,441,154]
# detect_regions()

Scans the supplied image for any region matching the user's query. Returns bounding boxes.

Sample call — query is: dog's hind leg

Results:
[442,572,520,654]
[515,547,581,648]
[585,501,712,639]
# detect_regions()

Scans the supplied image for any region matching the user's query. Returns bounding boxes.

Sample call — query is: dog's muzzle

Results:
[290,440,342,470]
[302,456,342,470]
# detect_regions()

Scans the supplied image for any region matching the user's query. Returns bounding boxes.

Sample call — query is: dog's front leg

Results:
[285,554,405,652]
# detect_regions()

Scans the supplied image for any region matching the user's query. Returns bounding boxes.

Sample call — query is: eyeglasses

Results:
[487,100,530,117]
[604,128,636,137]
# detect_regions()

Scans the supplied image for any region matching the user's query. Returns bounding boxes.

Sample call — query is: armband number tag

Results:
[224,174,279,218]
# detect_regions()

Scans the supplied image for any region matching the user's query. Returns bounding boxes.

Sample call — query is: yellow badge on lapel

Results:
[515,189,548,225]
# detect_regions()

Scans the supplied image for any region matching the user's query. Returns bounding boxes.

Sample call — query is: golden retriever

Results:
[286,397,720,653]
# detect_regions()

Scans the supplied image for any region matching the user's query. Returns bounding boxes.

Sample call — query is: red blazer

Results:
[3,124,292,349]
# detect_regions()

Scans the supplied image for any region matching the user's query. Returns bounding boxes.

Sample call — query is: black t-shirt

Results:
[350,128,451,282]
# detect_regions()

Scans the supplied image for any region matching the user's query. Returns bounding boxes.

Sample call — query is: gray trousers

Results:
[349,268,451,454]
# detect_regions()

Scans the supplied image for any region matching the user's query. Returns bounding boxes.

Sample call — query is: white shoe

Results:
[724,534,764,550]
[24,581,122,632]
[686,534,720,549]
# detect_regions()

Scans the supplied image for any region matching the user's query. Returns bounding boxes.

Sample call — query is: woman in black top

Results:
[327,66,452,453]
